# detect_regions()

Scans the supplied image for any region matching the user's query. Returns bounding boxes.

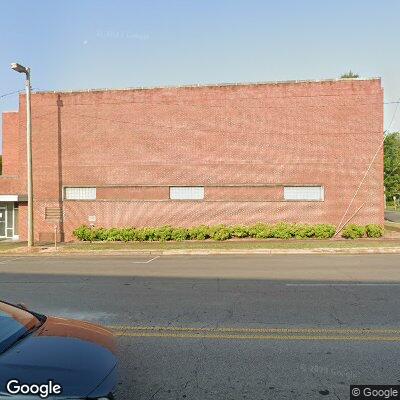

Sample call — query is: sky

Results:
[1,0,399,152]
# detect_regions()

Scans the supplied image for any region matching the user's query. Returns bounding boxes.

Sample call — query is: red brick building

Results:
[0,78,384,242]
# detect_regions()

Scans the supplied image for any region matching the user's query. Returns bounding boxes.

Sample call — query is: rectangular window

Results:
[65,187,96,200]
[170,186,204,200]
[6,203,13,229]
[14,203,18,236]
[284,186,324,201]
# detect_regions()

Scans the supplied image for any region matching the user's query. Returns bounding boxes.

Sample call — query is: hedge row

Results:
[341,224,384,239]
[73,223,383,241]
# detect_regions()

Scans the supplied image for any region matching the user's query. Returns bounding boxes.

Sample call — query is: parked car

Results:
[0,300,117,399]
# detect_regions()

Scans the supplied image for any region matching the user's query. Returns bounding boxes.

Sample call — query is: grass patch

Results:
[0,241,26,252]
[60,238,400,252]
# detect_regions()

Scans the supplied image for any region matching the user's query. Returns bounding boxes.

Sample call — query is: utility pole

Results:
[11,63,34,247]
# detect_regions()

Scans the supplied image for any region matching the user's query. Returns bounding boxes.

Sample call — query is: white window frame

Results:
[169,186,204,200]
[284,186,324,201]
[64,187,97,200]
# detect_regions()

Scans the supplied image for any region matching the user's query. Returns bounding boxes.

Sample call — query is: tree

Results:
[384,132,400,200]
[340,71,359,79]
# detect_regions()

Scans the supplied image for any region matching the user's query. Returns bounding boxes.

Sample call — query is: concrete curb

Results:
[152,247,400,255]
[2,246,400,256]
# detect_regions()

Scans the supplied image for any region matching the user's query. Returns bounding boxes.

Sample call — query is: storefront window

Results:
[14,203,18,236]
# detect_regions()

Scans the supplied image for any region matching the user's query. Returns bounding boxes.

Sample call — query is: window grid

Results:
[65,187,96,200]
[284,186,324,201]
[170,186,204,200]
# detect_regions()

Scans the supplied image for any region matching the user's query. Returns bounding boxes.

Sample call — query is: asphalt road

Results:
[385,210,400,222]
[1,254,400,399]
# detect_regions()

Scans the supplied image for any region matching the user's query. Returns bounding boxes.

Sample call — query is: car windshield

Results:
[0,302,41,354]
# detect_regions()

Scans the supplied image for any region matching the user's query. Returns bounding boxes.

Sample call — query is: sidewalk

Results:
[2,237,400,256]
[385,221,400,233]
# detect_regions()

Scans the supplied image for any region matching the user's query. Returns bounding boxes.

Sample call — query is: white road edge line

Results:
[0,257,23,264]
[132,256,160,264]
[286,283,400,286]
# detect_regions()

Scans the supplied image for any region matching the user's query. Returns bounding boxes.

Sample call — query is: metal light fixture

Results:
[11,63,29,74]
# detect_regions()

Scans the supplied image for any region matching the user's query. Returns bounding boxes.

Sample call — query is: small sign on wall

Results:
[88,215,96,223]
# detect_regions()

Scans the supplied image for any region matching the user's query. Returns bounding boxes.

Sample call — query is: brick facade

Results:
[0,78,384,241]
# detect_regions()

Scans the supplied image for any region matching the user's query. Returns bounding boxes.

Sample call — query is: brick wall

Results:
[2,112,19,177]
[96,186,169,200]
[2,78,384,241]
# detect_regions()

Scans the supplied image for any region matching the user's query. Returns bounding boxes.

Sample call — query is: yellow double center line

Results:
[108,325,400,342]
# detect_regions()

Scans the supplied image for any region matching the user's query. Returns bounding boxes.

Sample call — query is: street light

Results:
[11,63,28,74]
[11,62,34,247]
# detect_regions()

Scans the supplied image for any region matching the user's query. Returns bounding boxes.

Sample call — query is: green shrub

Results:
[292,224,316,239]
[106,228,124,241]
[188,225,210,240]
[154,226,173,241]
[341,224,366,239]
[72,225,93,241]
[171,227,189,241]
[247,223,259,238]
[133,227,155,241]
[208,225,232,241]
[230,225,250,238]
[135,228,144,242]
[120,228,137,242]
[273,223,292,239]
[145,227,159,241]
[365,224,384,238]
[248,223,274,239]
[314,224,336,239]
[93,227,109,241]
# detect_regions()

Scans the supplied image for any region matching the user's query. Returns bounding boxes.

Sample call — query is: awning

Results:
[0,195,27,202]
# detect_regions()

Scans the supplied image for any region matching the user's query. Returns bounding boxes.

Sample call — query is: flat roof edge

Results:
[32,77,382,95]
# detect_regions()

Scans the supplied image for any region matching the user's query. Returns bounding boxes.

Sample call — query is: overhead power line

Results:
[335,95,400,235]
[0,89,24,99]
[0,88,41,100]
[386,97,400,132]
